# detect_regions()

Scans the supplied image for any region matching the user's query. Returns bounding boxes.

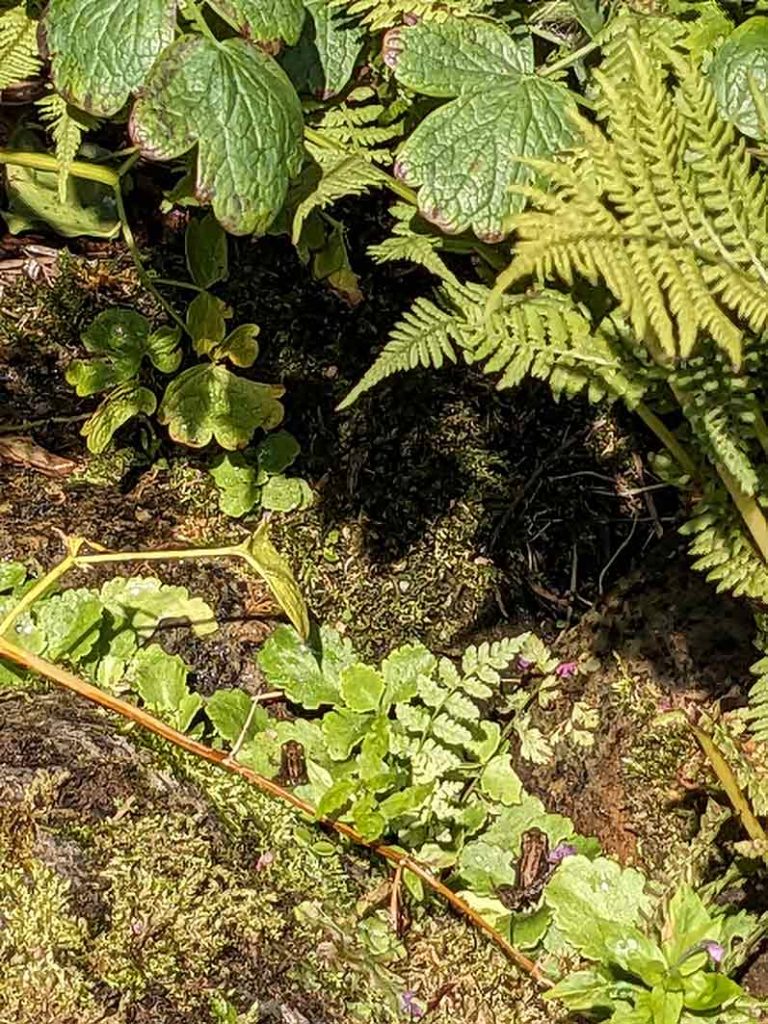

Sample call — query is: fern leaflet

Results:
[36,93,88,202]
[0,7,42,90]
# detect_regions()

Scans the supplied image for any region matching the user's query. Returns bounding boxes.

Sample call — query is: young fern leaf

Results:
[367,203,459,284]
[0,7,42,90]
[331,0,495,32]
[36,93,93,202]
[493,27,768,369]
[293,149,384,244]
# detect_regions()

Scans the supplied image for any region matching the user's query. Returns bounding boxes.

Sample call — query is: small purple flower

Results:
[548,843,577,865]
[517,656,534,672]
[401,991,425,1019]
[555,661,578,679]
[704,941,725,964]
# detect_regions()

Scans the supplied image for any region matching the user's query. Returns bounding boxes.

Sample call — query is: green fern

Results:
[0,7,42,90]
[293,149,384,243]
[331,0,495,32]
[367,203,459,284]
[493,24,768,369]
[35,93,91,202]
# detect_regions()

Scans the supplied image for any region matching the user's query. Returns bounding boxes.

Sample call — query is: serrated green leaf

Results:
[417,673,448,707]
[187,292,228,356]
[711,17,768,139]
[0,562,26,594]
[80,383,157,454]
[317,776,356,815]
[240,522,309,639]
[186,213,229,288]
[127,644,203,732]
[158,363,285,449]
[260,474,314,512]
[100,576,217,638]
[663,886,718,966]
[210,453,262,518]
[36,588,103,663]
[339,662,385,711]
[457,838,518,892]
[322,708,371,758]
[431,713,474,749]
[378,784,432,821]
[388,18,577,240]
[411,738,462,785]
[237,735,282,775]
[214,324,260,368]
[258,625,338,707]
[382,643,436,704]
[480,754,523,806]
[444,690,480,723]
[358,714,390,781]
[256,430,301,475]
[208,0,305,44]
[207,688,267,744]
[45,0,177,116]
[131,36,304,235]
[545,855,651,960]
[0,8,42,91]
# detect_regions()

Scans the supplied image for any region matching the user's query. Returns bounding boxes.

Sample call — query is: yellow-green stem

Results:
[0,149,119,187]
[634,402,698,479]
[689,723,766,844]
[717,464,768,563]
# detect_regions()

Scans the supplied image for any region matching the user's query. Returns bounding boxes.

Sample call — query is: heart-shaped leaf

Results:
[283,0,364,98]
[45,0,177,116]
[386,17,577,241]
[158,364,285,449]
[131,36,304,234]
[208,0,305,44]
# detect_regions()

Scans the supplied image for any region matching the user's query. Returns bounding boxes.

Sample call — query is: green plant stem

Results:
[184,0,218,42]
[0,634,548,986]
[753,410,768,460]
[0,549,80,638]
[717,464,768,563]
[0,149,118,187]
[633,402,698,479]
[151,277,205,293]
[689,723,766,844]
[538,39,601,78]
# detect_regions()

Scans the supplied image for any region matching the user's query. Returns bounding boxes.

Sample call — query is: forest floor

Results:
[1,222,766,1023]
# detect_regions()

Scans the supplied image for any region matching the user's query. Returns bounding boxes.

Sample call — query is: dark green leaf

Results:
[208,0,305,44]
[711,18,768,139]
[81,383,157,454]
[256,430,301,475]
[187,292,228,356]
[210,453,263,518]
[186,213,229,288]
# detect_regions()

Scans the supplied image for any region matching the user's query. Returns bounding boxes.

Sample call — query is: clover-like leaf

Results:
[214,324,260,368]
[711,17,768,139]
[340,663,385,711]
[158,364,285,449]
[45,0,177,116]
[131,36,304,235]
[208,0,305,44]
[67,309,182,396]
[260,474,314,512]
[210,452,264,518]
[37,588,104,663]
[386,17,577,241]
[186,213,229,288]
[81,382,157,454]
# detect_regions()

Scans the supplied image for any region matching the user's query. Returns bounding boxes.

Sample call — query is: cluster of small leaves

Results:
[210,430,313,517]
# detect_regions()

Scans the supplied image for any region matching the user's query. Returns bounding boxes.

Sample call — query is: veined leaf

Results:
[386,17,577,240]
[37,588,103,663]
[258,624,339,706]
[80,383,157,454]
[284,0,364,99]
[208,0,306,44]
[480,754,523,806]
[241,522,309,639]
[45,0,177,116]
[322,708,371,758]
[127,644,203,732]
[99,576,217,637]
[131,36,304,235]
[157,364,285,449]
[207,688,268,744]
[186,213,229,288]
[210,453,264,518]
[711,17,768,139]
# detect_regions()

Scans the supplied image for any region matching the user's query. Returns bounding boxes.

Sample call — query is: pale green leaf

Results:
[431,713,474,748]
[210,453,262,518]
[131,36,304,235]
[351,793,386,840]
[260,474,314,512]
[682,972,742,1011]
[45,0,177,116]
[215,324,260,368]
[711,17,768,139]
[81,383,156,454]
[187,292,228,356]
[317,776,356,815]
[208,0,305,44]
[382,643,436,703]
[543,970,615,1011]
[649,984,683,1024]
[480,754,524,806]
[663,886,718,966]
[37,588,103,663]
[458,838,517,892]
[321,708,371,758]
[0,563,26,594]
[358,714,390,781]
[99,575,217,638]
[127,644,202,732]
[157,364,285,449]
[241,522,309,639]
[258,625,337,707]
[378,784,432,821]
[207,688,268,744]
[0,8,42,90]
[186,213,229,288]
[339,663,385,711]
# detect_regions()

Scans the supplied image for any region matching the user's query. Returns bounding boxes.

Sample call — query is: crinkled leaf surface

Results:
[131,36,304,234]
[210,452,263,517]
[127,644,203,731]
[480,754,524,806]
[387,17,577,240]
[158,364,285,449]
[260,474,313,511]
[81,383,157,454]
[257,430,300,474]
[258,624,339,706]
[711,17,768,139]
[208,0,305,44]
[100,576,217,637]
[45,0,177,116]
[283,0,364,98]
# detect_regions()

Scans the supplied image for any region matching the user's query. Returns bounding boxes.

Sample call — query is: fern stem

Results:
[716,464,768,564]
[633,402,698,479]
[689,723,766,843]
[753,410,768,460]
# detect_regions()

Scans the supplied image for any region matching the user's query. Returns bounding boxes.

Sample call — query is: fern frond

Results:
[497,28,768,368]
[293,149,384,243]
[0,7,42,90]
[368,203,459,284]
[337,291,459,408]
[331,0,495,31]
[309,88,403,163]
[36,93,86,202]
